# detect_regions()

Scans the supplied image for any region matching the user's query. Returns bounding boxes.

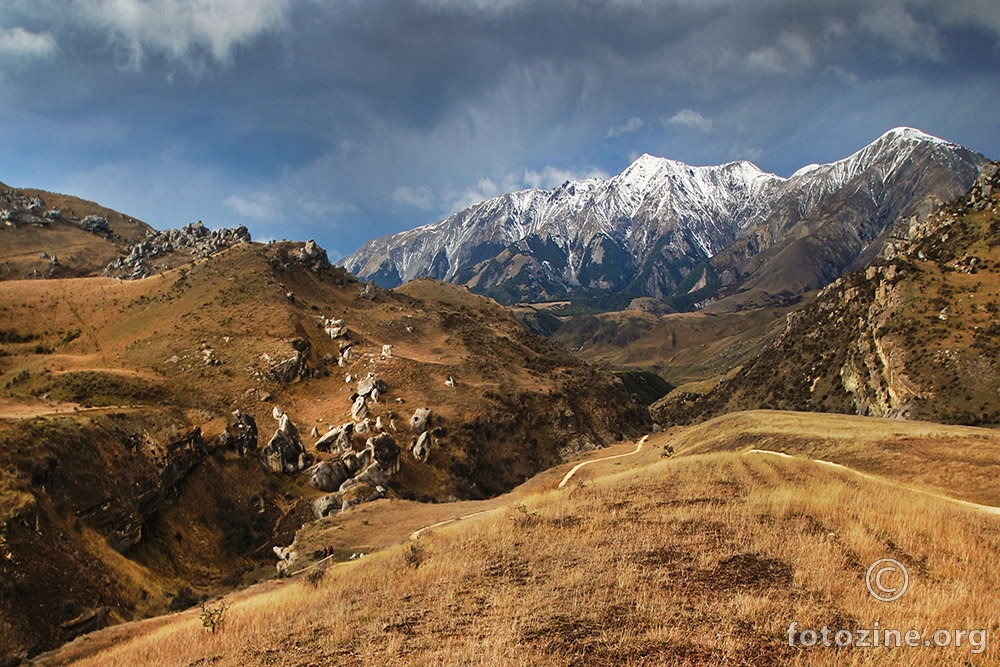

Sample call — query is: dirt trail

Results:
[407,434,650,540]
[744,449,1000,515]
[0,401,138,420]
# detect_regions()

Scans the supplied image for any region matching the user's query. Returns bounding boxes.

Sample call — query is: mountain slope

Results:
[1,183,153,280]
[651,161,1000,426]
[39,411,1000,666]
[342,128,986,310]
[0,235,647,660]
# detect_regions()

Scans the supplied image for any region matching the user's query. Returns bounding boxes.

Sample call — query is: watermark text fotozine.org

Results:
[786,622,988,654]
[786,558,988,654]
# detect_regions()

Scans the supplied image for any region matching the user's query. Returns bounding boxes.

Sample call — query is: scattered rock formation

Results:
[296,238,331,273]
[356,373,387,399]
[260,413,312,474]
[79,215,112,235]
[104,221,251,279]
[215,410,259,455]
[308,432,400,515]
[315,422,353,453]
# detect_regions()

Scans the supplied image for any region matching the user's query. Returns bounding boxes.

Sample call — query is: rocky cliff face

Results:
[651,161,1000,426]
[342,129,986,310]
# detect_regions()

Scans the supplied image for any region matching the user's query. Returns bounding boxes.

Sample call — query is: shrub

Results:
[200,599,229,634]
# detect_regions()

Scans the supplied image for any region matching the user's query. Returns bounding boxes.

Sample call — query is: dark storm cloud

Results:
[0,0,997,257]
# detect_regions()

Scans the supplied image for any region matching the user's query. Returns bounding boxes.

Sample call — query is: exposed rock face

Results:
[367,432,401,475]
[296,238,331,273]
[265,338,316,384]
[307,460,351,492]
[409,407,431,434]
[260,414,312,474]
[312,493,343,518]
[1,190,56,228]
[341,446,371,476]
[412,431,431,462]
[315,422,353,453]
[308,433,399,510]
[79,215,112,235]
[342,461,389,490]
[215,410,258,455]
[340,481,385,507]
[351,395,369,420]
[104,221,251,279]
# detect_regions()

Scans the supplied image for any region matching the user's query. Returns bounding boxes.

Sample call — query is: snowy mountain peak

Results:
[341,129,986,309]
[881,126,951,145]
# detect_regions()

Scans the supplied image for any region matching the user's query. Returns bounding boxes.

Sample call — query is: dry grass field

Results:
[0,240,648,660]
[41,410,1000,666]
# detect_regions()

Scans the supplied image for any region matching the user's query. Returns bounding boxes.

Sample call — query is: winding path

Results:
[558,434,649,489]
[744,449,1000,515]
[409,434,651,541]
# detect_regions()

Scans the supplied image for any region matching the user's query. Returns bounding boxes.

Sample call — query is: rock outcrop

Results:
[412,431,431,462]
[260,414,312,474]
[308,432,400,515]
[265,338,316,384]
[409,407,431,434]
[79,215,112,235]
[296,238,331,273]
[215,410,258,455]
[306,459,351,493]
[104,221,251,279]
[351,395,369,420]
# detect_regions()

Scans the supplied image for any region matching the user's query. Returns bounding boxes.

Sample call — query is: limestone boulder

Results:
[260,414,311,474]
[412,431,431,463]
[307,460,351,493]
[409,407,431,434]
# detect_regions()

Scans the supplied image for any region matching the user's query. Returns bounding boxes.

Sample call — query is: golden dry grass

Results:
[57,415,1000,666]
[670,410,1000,506]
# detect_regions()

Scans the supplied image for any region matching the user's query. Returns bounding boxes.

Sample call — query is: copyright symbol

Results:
[866,558,909,602]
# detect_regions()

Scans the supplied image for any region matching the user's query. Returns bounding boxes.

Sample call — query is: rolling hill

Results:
[31,410,1000,666]
[0,222,647,660]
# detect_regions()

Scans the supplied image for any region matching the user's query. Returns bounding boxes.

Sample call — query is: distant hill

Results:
[1,183,153,279]
[652,161,1000,427]
[342,128,987,311]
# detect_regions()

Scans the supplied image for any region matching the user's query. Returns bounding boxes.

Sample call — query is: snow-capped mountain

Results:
[341,128,987,309]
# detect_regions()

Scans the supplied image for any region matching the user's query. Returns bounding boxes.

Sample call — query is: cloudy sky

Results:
[1,1,998,259]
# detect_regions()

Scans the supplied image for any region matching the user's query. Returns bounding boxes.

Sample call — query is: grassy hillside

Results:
[552,304,798,388]
[41,411,1000,666]
[653,162,1000,427]
[1,184,152,280]
[0,242,647,661]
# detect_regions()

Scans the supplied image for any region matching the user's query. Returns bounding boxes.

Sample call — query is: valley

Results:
[30,411,1000,666]
[1,147,998,667]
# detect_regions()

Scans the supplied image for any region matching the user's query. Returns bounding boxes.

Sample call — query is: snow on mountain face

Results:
[341,128,987,308]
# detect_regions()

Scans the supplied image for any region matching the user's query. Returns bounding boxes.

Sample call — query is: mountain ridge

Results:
[650,160,1000,427]
[342,128,987,310]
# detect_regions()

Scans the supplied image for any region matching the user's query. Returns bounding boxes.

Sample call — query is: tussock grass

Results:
[68,442,1000,666]
[670,410,1000,506]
